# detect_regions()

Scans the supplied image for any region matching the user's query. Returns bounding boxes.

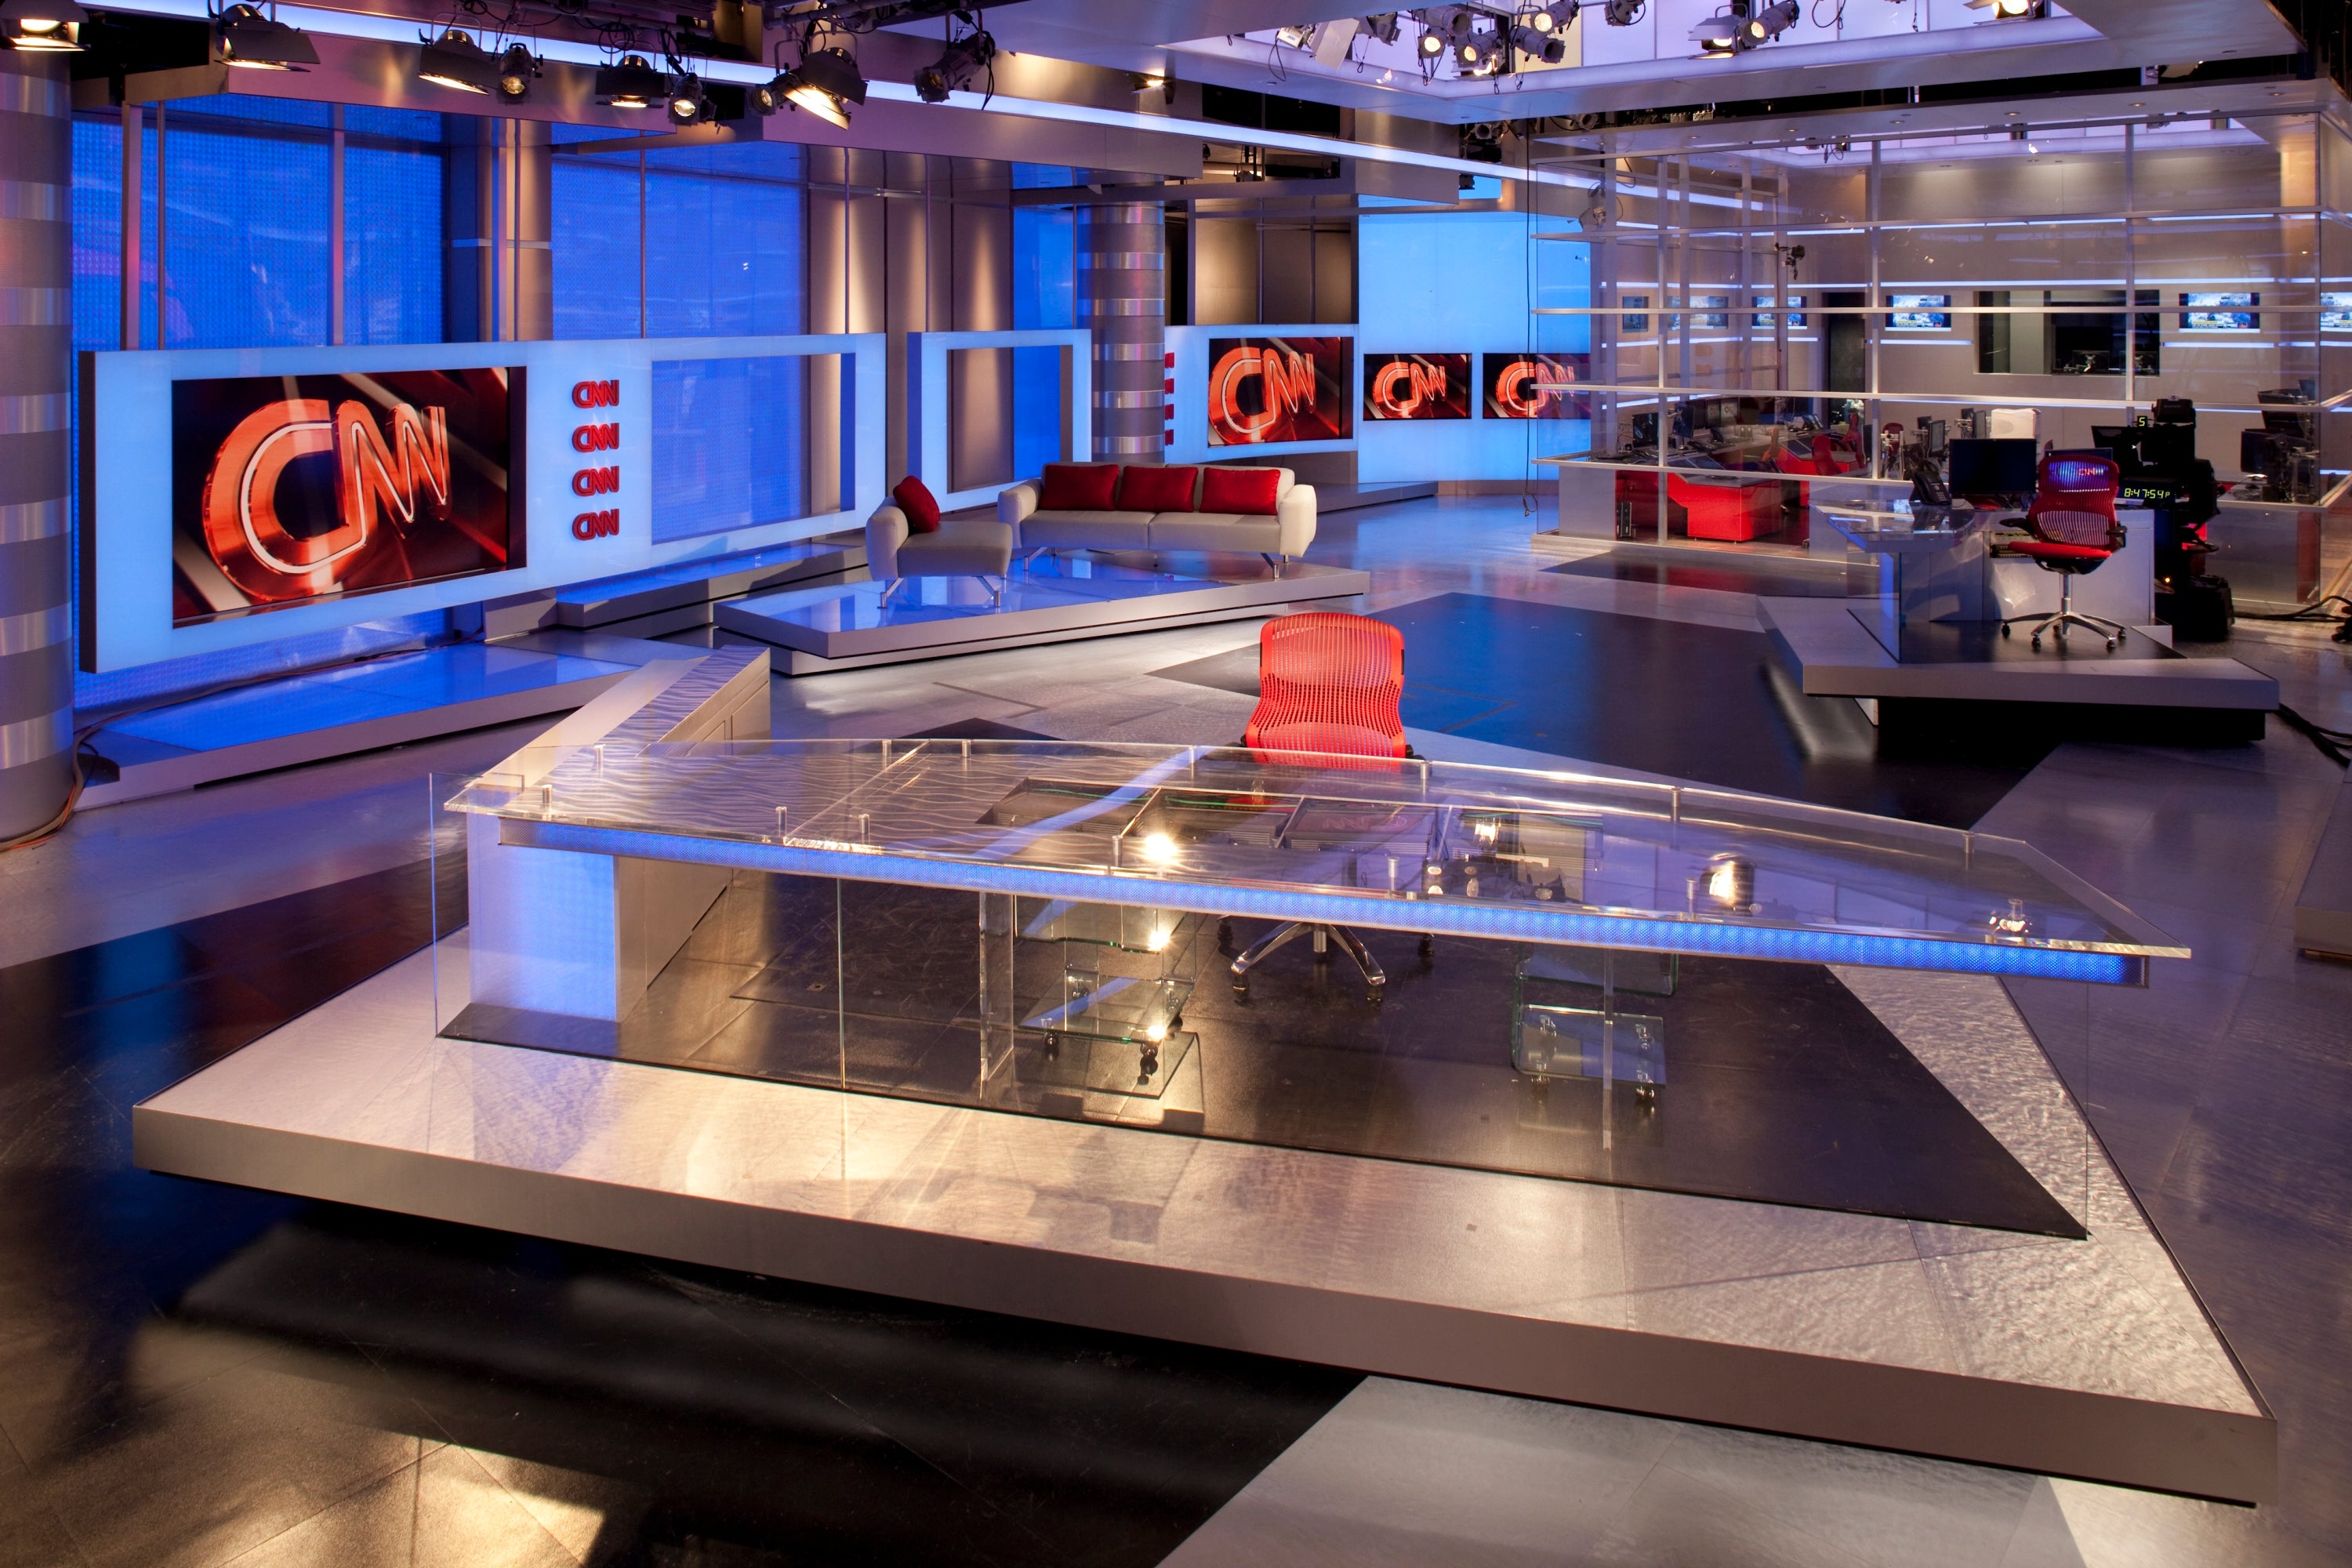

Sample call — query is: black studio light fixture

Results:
[495,42,539,101]
[593,52,664,108]
[2,0,86,53]
[763,45,865,128]
[666,71,715,123]
[914,27,993,102]
[215,3,318,70]
[417,27,497,93]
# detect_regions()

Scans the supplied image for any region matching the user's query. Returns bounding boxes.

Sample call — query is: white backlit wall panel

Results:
[1356,212,1592,483]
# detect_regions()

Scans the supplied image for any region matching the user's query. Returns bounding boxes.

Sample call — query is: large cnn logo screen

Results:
[169,368,522,626]
[1205,336,1352,447]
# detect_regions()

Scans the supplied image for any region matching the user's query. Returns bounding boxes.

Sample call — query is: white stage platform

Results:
[131,940,2274,1504]
[82,637,658,809]
[714,554,1370,674]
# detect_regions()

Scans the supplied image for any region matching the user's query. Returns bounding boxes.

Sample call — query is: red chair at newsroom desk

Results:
[1998,451,2132,652]
[1225,612,1427,1005]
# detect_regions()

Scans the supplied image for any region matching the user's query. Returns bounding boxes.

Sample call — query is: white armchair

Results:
[866,503,1015,604]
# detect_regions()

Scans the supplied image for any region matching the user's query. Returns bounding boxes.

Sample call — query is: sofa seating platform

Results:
[713,550,1369,675]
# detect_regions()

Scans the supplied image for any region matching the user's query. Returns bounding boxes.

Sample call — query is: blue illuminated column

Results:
[0,52,70,839]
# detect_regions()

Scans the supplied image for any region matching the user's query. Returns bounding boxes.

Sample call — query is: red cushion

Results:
[1116,464,1198,513]
[1037,463,1120,511]
[1202,466,1281,517]
[891,475,941,534]
[2011,539,2111,563]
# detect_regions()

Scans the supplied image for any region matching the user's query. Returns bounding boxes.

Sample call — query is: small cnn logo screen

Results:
[1361,354,1471,421]
[169,367,523,626]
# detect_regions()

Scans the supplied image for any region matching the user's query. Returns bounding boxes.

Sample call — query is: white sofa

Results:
[996,464,1318,568]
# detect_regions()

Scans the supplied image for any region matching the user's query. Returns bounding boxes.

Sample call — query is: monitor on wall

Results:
[1362,353,1471,420]
[1481,354,1592,419]
[1886,294,1952,331]
[2180,292,2259,331]
[168,368,523,627]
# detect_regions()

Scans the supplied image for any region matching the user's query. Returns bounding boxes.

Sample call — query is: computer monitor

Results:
[1947,437,2039,499]
[2091,425,2125,451]
[2240,427,2278,474]
[1920,419,1947,457]
[2107,423,2195,477]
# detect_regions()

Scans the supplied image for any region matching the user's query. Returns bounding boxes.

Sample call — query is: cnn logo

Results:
[572,466,619,496]
[571,379,620,408]
[572,509,619,540]
[572,423,619,452]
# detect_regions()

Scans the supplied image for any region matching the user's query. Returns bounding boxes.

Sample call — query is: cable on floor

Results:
[2278,702,2352,768]
[0,630,485,855]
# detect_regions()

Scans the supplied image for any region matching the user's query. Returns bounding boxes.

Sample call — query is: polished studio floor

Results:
[3,496,2350,1566]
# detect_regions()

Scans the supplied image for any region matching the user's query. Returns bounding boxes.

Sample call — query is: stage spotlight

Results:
[667,72,713,123]
[495,44,538,101]
[1603,0,1641,21]
[2,0,85,52]
[914,28,993,102]
[593,53,663,107]
[1417,24,1445,56]
[418,28,496,93]
[1691,7,1745,53]
[778,46,866,129]
[1754,0,1797,37]
[1511,21,1565,61]
[216,3,317,70]
[1362,10,1402,42]
[1460,28,1506,72]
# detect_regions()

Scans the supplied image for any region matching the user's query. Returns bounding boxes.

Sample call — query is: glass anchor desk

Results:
[437,724,2183,1236]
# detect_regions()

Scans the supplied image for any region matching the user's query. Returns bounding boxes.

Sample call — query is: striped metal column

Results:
[0,53,71,840]
[1076,203,1165,461]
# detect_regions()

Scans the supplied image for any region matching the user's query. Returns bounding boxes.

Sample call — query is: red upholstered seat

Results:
[1243,612,1407,765]
[2008,539,2111,564]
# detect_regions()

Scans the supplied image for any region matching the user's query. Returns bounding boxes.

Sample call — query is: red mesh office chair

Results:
[1999,451,2131,652]
[1230,612,1414,1003]
[1243,612,1408,763]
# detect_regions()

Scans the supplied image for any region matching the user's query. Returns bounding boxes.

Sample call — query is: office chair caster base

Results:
[1216,919,1234,954]
[1419,934,1436,963]
[2000,622,2011,638]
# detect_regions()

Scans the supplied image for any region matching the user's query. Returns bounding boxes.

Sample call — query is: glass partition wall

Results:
[1532,111,2352,603]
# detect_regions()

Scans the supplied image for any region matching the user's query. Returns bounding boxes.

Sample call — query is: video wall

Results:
[83,334,885,673]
